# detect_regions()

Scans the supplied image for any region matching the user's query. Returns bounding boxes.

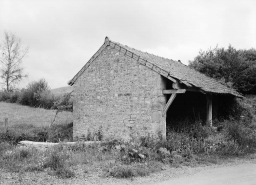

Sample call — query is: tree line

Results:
[189,46,256,94]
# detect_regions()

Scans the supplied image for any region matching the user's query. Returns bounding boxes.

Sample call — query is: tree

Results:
[19,79,51,107]
[189,45,256,94]
[0,31,28,91]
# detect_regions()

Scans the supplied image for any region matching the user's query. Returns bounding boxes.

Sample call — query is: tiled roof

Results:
[69,37,242,98]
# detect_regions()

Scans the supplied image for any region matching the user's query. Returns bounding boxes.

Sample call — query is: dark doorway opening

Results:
[166,92,207,129]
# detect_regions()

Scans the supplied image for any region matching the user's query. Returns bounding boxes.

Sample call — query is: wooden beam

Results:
[162,94,177,116]
[206,94,213,127]
[162,89,186,94]
[166,75,177,83]
[163,88,207,94]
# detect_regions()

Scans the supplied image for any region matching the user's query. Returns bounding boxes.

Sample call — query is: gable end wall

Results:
[73,46,166,140]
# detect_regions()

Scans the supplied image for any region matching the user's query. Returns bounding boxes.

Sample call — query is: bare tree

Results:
[0,31,28,91]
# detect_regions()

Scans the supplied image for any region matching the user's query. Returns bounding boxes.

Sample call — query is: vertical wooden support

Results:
[206,94,213,127]
[161,93,177,140]
[160,77,167,141]
[162,119,166,141]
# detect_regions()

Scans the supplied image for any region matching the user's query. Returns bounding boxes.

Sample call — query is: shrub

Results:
[38,90,55,109]
[17,79,56,109]
[42,149,74,178]
[0,90,11,102]
[9,91,21,103]
[224,120,256,150]
[48,122,73,142]
[52,92,73,111]
[0,122,73,144]
[0,124,49,144]
[216,139,241,155]
[1,146,35,164]
[107,161,162,178]
[43,151,66,170]
[189,46,256,94]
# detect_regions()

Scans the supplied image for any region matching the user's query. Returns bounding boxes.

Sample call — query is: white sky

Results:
[0,0,255,89]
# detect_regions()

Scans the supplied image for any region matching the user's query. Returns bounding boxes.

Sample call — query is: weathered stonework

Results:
[73,46,166,140]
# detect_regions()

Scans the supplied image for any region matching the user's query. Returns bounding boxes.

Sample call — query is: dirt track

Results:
[156,162,256,185]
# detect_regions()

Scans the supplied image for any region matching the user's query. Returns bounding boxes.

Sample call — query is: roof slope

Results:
[69,37,242,97]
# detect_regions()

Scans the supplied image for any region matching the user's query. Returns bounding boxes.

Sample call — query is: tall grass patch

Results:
[0,122,73,144]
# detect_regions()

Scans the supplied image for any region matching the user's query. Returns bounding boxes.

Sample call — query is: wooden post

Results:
[162,118,166,141]
[206,94,213,127]
[5,118,8,133]
[160,77,167,141]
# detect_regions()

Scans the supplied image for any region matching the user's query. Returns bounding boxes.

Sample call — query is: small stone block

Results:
[133,54,139,61]
[138,58,146,65]
[146,62,153,68]
[120,48,126,53]
[126,51,133,57]
[115,45,121,50]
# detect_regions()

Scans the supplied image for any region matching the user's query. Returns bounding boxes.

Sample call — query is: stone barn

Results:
[68,37,241,140]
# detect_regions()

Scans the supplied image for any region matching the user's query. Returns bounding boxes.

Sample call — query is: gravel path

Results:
[155,161,256,185]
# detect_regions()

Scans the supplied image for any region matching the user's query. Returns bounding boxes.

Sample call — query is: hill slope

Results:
[0,102,73,127]
[51,86,73,96]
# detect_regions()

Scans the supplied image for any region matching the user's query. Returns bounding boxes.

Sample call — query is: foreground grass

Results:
[1,126,256,180]
[0,96,255,181]
[0,102,72,127]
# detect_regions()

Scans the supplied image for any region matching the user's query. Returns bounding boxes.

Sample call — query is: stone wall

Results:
[72,46,166,140]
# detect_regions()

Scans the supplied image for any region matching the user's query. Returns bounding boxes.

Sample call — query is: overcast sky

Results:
[0,0,255,89]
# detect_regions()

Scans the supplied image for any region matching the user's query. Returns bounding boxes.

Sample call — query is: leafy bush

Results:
[223,120,256,150]
[9,91,21,103]
[216,139,241,155]
[189,46,256,94]
[17,79,56,109]
[0,90,11,102]
[52,92,73,111]
[38,90,55,109]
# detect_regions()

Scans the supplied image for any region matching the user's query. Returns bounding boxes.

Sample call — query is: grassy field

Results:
[0,102,73,128]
